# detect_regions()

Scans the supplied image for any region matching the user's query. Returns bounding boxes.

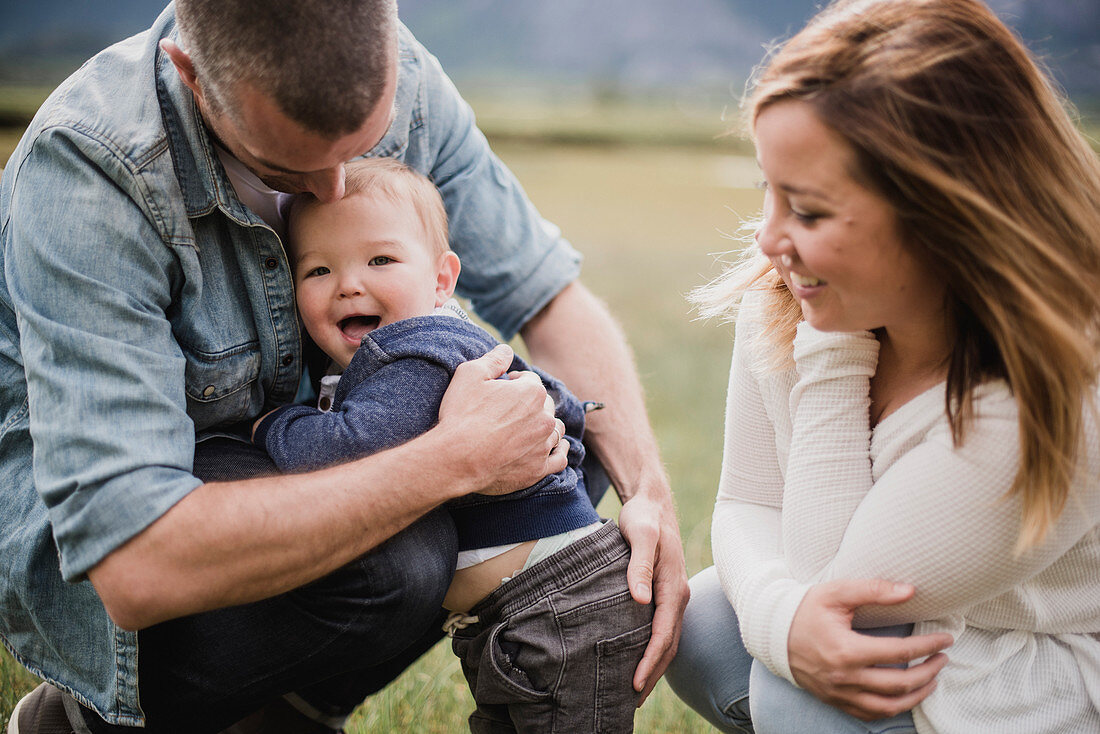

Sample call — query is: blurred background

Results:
[1,1,1098,730]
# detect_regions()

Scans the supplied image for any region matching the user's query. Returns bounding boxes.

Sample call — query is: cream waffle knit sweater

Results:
[712,291,1100,734]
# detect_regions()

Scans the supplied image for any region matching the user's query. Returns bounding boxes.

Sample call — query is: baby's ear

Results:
[435,251,461,305]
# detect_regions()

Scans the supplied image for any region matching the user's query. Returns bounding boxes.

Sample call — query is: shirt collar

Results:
[152,4,259,227]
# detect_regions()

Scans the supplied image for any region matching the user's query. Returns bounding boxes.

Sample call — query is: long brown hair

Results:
[699,0,1100,547]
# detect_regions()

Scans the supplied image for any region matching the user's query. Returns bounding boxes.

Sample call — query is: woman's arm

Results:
[781,322,878,580]
[817,387,1099,625]
[712,296,809,679]
[713,300,953,718]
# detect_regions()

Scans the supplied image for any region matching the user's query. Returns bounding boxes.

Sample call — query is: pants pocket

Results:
[594,621,653,734]
[478,621,553,706]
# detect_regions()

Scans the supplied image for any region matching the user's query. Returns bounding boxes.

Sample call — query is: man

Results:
[0,1,688,731]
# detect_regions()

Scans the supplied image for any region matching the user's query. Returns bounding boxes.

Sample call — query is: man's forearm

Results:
[89,427,477,631]
[521,281,667,502]
[89,345,567,631]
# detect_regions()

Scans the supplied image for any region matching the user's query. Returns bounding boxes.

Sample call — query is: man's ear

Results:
[160,39,206,103]
[435,251,461,306]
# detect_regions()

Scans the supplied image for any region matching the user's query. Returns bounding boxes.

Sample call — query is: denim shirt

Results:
[0,3,580,724]
[255,316,603,551]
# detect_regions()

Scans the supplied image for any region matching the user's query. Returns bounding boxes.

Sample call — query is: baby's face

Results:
[290,193,449,369]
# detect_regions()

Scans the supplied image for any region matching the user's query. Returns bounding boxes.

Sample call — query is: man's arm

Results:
[521,281,690,700]
[89,347,568,630]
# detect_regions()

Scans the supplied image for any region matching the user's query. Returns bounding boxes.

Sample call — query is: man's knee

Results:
[295,508,457,642]
[371,508,458,618]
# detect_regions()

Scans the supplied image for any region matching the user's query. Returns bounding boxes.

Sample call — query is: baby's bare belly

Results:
[443,540,538,612]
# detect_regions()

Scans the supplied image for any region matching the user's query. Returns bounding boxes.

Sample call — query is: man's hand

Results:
[617,482,690,702]
[520,282,691,705]
[437,344,568,495]
[788,579,954,721]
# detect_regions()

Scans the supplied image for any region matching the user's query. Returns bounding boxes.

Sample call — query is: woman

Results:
[666,0,1100,732]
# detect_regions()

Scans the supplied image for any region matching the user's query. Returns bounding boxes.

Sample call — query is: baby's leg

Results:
[449,521,653,733]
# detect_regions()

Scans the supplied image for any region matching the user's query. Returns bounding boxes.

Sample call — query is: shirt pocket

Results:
[181,341,261,430]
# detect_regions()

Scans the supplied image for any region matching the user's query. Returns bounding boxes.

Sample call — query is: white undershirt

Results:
[215,145,293,239]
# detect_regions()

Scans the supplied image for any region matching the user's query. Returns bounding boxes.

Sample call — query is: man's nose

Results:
[305,163,346,204]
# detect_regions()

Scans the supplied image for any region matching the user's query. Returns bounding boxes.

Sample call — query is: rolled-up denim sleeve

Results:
[6,129,201,582]
[419,43,582,340]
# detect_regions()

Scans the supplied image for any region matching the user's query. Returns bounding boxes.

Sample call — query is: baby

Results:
[253,157,653,732]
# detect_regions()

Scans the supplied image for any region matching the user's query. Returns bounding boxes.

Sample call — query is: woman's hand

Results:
[788,579,954,721]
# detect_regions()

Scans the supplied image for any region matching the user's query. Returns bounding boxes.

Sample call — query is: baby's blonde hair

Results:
[291,157,450,256]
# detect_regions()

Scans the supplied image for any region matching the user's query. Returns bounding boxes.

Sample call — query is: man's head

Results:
[165,0,399,201]
[288,158,461,369]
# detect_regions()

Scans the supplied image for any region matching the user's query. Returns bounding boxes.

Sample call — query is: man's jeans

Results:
[80,437,456,733]
[450,521,653,734]
[665,567,917,734]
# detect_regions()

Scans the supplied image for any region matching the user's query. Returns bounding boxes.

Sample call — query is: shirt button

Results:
[202,385,216,397]
[281,354,294,367]
[265,257,279,269]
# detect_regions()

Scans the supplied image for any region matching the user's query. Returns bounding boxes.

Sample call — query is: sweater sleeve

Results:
[817,390,1100,628]
[782,321,879,581]
[259,357,452,473]
[712,295,810,684]
[779,325,1098,628]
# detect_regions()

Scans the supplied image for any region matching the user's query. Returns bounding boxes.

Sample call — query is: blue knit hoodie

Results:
[254,314,605,550]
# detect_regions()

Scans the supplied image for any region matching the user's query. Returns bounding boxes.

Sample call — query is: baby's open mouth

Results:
[339,315,380,340]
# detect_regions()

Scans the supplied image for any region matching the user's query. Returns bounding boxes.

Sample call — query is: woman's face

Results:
[753,100,946,338]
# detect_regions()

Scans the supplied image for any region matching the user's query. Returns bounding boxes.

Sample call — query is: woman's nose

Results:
[755,194,791,259]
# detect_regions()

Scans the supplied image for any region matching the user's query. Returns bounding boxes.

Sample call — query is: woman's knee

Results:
[665,566,754,733]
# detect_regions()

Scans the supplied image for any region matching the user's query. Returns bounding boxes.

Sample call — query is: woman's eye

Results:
[306,266,330,277]
[792,210,821,224]
[369,256,393,266]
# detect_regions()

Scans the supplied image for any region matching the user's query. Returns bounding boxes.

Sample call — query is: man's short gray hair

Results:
[175,0,397,138]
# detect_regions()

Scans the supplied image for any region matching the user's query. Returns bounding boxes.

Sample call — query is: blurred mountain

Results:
[0,0,1097,102]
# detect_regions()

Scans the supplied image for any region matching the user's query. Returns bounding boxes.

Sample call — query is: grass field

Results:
[0,88,764,730]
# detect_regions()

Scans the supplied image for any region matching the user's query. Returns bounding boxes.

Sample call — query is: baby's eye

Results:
[369,256,393,266]
[306,266,330,277]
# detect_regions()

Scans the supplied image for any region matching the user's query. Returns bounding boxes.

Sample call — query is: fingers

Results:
[546,430,569,474]
[459,343,513,381]
[841,677,939,721]
[617,494,691,701]
[849,652,948,696]
[851,631,954,669]
[546,418,566,452]
[820,578,916,610]
[633,597,676,698]
[624,532,657,607]
[632,561,689,701]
